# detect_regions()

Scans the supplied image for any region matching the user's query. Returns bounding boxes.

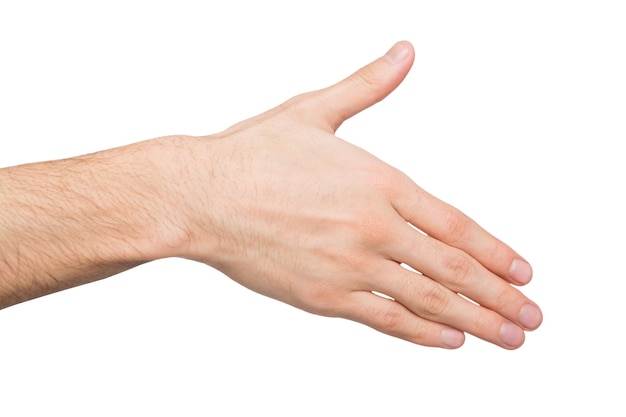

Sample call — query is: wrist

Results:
[130,134,224,263]
[112,135,201,262]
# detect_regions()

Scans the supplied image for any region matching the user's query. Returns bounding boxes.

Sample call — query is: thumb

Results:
[312,41,414,132]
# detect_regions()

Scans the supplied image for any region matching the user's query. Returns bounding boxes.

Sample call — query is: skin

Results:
[0,41,542,349]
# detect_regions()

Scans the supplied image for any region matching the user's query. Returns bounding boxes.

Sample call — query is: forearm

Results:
[0,136,188,308]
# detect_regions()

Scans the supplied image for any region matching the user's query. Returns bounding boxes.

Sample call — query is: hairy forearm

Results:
[0,137,188,308]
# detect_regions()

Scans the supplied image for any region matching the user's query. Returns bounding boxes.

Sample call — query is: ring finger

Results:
[367,260,526,349]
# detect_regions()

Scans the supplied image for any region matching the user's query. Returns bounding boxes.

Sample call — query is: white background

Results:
[1,1,624,415]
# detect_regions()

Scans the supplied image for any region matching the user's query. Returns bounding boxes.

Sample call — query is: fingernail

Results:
[384,41,410,64]
[500,322,524,348]
[509,259,533,285]
[442,328,465,349]
[519,304,543,330]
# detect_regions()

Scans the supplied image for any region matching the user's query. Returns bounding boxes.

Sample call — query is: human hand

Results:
[167,41,542,349]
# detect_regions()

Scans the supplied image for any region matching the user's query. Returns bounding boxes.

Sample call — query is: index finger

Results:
[392,176,533,286]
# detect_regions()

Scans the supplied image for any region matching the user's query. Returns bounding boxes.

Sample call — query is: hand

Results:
[171,41,543,349]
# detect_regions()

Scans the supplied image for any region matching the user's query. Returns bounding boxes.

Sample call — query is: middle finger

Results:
[387,222,541,332]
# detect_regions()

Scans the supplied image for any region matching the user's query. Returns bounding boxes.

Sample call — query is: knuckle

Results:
[282,91,311,109]
[470,311,495,334]
[321,231,371,272]
[420,284,450,317]
[404,323,430,345]
[309,282,338,305]
[351,65,387,95]
[483,238,505,266]
[368,166,405,197]
[352,210,389,247]
[492,286,520,311]
[342,205,390,247]
[276,92,315,120]
[377,306,405,332]
[298,281,344,317]
[444,253,473,286]
[442,207,470,244]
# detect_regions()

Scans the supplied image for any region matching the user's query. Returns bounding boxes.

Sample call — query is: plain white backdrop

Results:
[1,1,624,415]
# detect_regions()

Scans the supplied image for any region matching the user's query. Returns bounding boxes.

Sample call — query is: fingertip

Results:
[499,322,525,350]
[519,303,543,331]
[509,259,533,285]
[383,40,414,65]
[442,328,465,349]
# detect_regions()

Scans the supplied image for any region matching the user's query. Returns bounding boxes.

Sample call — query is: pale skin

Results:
[0,41,542,349]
